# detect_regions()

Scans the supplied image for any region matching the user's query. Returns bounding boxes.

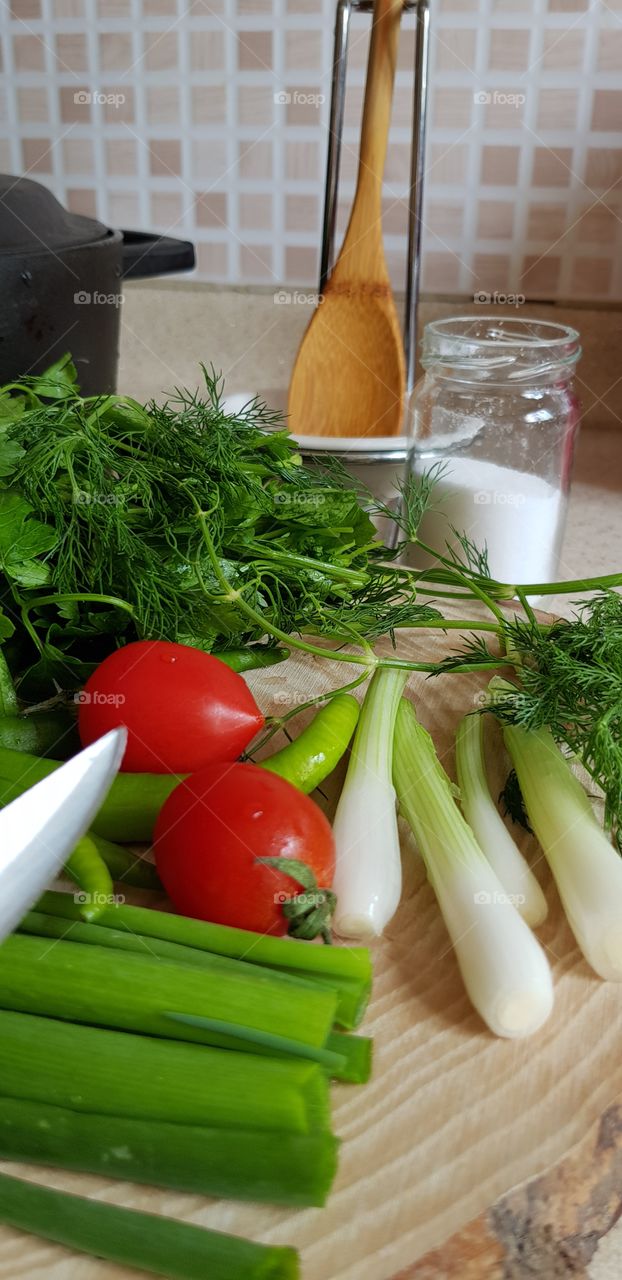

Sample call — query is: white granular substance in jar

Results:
[410,456,564,585]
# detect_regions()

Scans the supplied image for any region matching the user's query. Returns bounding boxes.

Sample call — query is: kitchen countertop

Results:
[118,282,622,1278]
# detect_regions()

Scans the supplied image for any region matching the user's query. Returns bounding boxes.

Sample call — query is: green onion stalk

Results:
[393,698,554,1039]
[332,669,407,940]
[34,890,373,1030]
[455,711,547,927]
[0,1172,300,1280]
[494,677,622,982]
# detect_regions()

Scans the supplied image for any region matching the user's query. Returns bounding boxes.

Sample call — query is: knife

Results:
[0,727,127,943]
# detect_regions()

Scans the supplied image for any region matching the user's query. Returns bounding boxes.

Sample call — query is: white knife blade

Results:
[0,727,127,942]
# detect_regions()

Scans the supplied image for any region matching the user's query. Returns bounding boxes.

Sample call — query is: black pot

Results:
[0,175,195,395]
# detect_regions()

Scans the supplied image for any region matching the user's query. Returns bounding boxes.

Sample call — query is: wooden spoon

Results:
[288,0,406,439]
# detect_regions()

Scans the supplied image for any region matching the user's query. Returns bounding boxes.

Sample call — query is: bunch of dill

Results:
[0,358,433,696]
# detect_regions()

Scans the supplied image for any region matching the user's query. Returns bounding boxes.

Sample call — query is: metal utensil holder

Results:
[319,0,431,399]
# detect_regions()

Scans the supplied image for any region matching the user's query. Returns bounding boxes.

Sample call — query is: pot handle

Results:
[120,230,195,280]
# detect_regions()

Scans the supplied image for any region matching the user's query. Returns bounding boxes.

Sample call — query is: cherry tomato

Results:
[78,641,264,774]
[154,761,335,935]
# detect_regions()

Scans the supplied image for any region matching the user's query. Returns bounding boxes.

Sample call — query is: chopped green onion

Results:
[326,1031,373,1084]
[393,699,554,1039]
[35,891,372,1029]
[0,1172,300,1280]
[0,1009,331,1134]
[332,669,407,939]
[455,711,547,926]
[18,909,295,984]
[0,933,338,1053]
[0,1096,338,1206]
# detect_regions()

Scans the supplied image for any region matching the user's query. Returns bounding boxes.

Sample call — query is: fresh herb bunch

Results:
[0,357,438,698]
[433,592,622,846]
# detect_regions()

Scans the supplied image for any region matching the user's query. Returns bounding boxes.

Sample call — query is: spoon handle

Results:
[334,0,403,279]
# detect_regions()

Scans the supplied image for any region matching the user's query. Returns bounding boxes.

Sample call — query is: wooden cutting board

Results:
[2,626,622,1280]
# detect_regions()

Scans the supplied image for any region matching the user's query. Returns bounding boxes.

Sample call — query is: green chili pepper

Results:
[64,834,115,922]
[0,749,180,841]
[260,695,360,794]
[90,835,161,891]
[0,710,79,758]
[215,646,289,672]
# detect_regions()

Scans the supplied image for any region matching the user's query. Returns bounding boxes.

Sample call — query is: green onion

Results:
[0,747,179,841]
[393,698,554,1039]
[163,1011,346,1073]
[332,669,407,939]
[0,1096,338,1206]
[35,891,372,1029]
[20,911,350,1070]
[17,916,372,1081]
[0,1009,330,1134]
[496,678,622,982]
[455,711,547,927]
[0,1171,300,1277]
[260,695,360,794]
[0,934,338,1053]
[326,1031,373,1084]
[19,909,271,979]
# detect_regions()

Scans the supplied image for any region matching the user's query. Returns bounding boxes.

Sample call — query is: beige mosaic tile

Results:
[239,192,273,229]
[476,199,515,239]
[189,30,225,72]
[54,32,88,72]
[481,144,520,185]
[146,85,180,126]
[195,191,228,228]
[13,35,45,71]
[66,187,97,215]
[237,30,272,72]
[150,190,184,226]
[148,138,181,177]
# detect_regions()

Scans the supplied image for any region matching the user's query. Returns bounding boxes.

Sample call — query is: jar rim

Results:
[423,315,580,352]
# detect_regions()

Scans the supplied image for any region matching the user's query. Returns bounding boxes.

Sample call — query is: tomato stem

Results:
[256,857,336,945]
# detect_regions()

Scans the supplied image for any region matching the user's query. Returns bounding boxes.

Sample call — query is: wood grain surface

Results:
[2,628,622,1280]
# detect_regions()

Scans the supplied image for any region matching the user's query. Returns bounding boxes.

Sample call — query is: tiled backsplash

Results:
[2,0,622,301]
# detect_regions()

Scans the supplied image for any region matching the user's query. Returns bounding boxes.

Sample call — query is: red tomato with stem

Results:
[78,641,264,774]
[154,762,336,936]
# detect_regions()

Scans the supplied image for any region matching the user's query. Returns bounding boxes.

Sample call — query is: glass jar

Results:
[407,316,581,587]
